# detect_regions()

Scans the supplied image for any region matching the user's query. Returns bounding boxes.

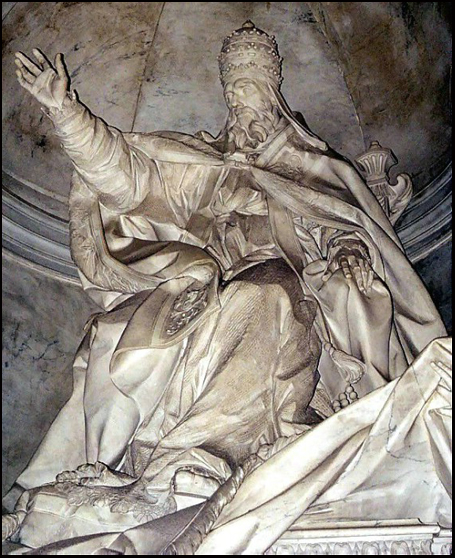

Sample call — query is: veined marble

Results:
[2,14,452,557]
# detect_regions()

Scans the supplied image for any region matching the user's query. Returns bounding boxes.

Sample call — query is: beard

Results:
[226,104,280,151]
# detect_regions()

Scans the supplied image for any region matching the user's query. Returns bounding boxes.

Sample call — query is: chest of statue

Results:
[206,167,277,271]
[211,167,267,217]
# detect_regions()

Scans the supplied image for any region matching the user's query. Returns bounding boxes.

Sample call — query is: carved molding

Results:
[355,141,413,225]
[396,163,452,262]
[1,163,452,282]
[2,171,79,281]
[268,525,452,555]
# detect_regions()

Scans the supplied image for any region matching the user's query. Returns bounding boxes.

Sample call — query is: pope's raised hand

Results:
[15,49,69,110]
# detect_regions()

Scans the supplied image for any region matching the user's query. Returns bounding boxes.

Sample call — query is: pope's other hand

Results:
[323,248,374,295]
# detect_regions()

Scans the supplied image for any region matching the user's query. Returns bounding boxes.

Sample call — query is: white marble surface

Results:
[2,2,17,20]
[2,2,164,211]
[2,5,452,555]
[2,253,98,497]
[268,523,452,555]
[2,2,363,212]
[2,2,451,222]
[133,2,364,157]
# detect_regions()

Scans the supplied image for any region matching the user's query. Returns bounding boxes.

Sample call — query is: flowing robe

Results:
[6,95,448,552]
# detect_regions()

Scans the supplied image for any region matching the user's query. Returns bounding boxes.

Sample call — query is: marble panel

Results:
[1,5,451,554]
[2,2,17,20]
[414,242,453,334]
[307,2,452,190]
[133,2,365,161]
[2,2,164,212]
[2,253,98,497]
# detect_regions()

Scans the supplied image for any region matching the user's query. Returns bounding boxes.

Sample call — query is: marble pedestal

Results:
[268,522,452,555]
[3,524,451,555]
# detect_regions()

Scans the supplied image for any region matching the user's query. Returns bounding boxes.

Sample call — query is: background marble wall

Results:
[2,1,452,500]
[414,243,452,334]
[2,254,98,496]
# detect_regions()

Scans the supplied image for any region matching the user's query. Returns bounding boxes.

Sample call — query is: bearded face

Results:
[224,78,281,151]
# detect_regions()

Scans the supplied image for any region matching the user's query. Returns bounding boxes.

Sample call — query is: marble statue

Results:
[3,21,452,555]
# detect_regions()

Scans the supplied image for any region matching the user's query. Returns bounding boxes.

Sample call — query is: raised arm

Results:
[15,50,152,212]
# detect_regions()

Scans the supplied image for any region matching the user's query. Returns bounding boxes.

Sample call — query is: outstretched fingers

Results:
[15,68,34,87]
[15,52,42,76]
[32,48,52,69]
[54,52,67,80]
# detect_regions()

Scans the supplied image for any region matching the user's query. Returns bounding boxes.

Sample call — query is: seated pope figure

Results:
[5,21,448,552]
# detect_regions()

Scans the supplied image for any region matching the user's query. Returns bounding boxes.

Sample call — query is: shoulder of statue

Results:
[261,128,347,184]
[123,130,223,159]
[123,129,196,145]
[285,129,335,157]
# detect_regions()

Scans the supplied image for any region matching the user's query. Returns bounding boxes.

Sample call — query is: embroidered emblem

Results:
[166,286,209,336]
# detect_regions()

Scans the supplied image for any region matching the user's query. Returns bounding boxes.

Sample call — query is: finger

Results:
[54,53,67,81]
[348,255,366,293]
[359,260,369,294]
[16,68,35,87]
[340,257,352,279]
[15,58,37,82]
[15,52,42,76]
[347,255,364,291]
[367,266,374,293]
[322,270,333,282]
[352,263,365,293]
[15,61,36,83]
[32,48,51,69]
[322,261,336,282]
[328,257,339,274]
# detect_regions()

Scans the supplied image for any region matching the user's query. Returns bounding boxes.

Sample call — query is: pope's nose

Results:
[231,99,242,108]
[226,91,243,109]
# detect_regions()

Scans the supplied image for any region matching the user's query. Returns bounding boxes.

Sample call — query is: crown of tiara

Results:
[218,21,283,87]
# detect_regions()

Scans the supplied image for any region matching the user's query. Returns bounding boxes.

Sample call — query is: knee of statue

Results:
[368,275,392,302]
[330,268,391,303]
[325,268,352,295]
[228,279,285,305]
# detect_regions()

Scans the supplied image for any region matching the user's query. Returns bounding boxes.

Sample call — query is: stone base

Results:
[2,529,452,555]
[2,522,452,555]
[2,542,23,555]
[268,523,452,555]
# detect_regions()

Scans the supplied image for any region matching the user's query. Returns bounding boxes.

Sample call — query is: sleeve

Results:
[45,92,159,213]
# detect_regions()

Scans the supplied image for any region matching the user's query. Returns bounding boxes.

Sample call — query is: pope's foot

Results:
[56,462,135,487]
